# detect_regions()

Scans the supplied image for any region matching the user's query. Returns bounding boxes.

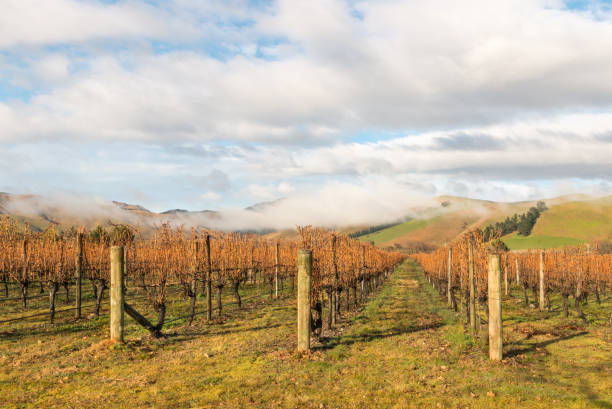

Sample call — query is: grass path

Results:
[1,261,611,408]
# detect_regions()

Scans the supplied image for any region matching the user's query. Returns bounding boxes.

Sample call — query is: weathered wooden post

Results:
[360,245,366,301]
[248,245,255,286]
[123,245,128,289]
[515,257,520,286]
[75,232,83,319]
[447,247,452,306]
[205,234,212,321]
[48,240,64,323]
[326,286,333,330]
[539,250,546,311]
[468,242,477,334]
[297,249,312,352]
[346,284,350,311]
[504,262,508,297]
[275,241,280,299]
[488,253,503,361]
[110,246,125,343]
[21,238,28,308]
[331,235,338,326]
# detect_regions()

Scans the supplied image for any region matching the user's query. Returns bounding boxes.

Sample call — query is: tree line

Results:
[481,201,547,242]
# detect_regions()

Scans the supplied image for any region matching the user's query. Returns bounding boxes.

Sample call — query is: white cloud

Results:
[2,0,612,144]
[35,55,71,84]
[246,184,278,201]
[277,182,294,194]
[0,0,191,47]
[200,191,221,201]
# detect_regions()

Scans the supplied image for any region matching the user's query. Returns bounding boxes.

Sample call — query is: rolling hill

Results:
[359,196,537,247]
[2,191,611,250]
[530,196,612,241]
[358,195,612,250]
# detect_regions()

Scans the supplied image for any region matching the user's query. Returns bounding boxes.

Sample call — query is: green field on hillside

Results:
[532,199,612,241]
[359,217,437,244]
[502,233,584,250]
[357,196,612,250]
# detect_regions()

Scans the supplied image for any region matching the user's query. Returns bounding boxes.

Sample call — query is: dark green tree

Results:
[537,201,548,212]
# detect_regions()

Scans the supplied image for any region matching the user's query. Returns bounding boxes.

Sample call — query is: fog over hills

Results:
[2,191,609,248]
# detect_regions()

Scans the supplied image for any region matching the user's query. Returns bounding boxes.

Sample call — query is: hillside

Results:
[3,191,611,249]
[360,196,537,248]
[530,196,612,241]
[359,195,612,250]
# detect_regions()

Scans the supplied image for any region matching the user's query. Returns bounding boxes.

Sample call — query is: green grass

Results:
[358,195,612,248]
[1,261,610,408]
[532,199,612,241]
[359,217,438,244]
[502,232,585,249]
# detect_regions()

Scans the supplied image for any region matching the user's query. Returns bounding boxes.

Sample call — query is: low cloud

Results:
[3,174,611,233]
[1,180,435,231]
[3,192,144,226]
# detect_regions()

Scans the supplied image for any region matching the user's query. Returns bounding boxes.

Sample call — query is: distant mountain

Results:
[160,209,189,215]
[3,191,610,248]
[245,198,285,212]
[112,201,151,213]
[0,192,220,235]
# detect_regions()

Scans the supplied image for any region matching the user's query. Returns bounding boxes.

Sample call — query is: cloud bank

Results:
[2,0,612,143]
[0,0,611,225]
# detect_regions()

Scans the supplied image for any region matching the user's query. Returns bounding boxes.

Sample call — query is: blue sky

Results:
[1,0,611,227]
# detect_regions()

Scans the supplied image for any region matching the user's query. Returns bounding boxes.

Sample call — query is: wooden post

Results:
[21,239,28,309]
[515,257,520,286]
[110,246,125,343]
[75,232,84,319]
[504,262,508,297]
[275,241,280,299]
[205,234,212,321]
[346,284,350,311]
[331,235,338,326]
[468,242,477,333]
[360,245,366,301]
[123,245,128,289]
[447,247,452,306]
[248,245,254,285]
[539,250,545,311]
[488,253,503,361]
[297,249,312,352]
[49,241,64,323]
[326,287,333,330]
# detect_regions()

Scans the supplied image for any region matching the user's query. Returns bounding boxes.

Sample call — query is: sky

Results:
[1,0,612,225]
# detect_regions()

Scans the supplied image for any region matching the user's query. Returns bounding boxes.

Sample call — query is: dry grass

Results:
[1,261,611,408]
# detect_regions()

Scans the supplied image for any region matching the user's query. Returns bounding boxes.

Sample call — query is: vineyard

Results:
[0,218,404,339]
[1,220,611,408]
[413,231,612,329]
